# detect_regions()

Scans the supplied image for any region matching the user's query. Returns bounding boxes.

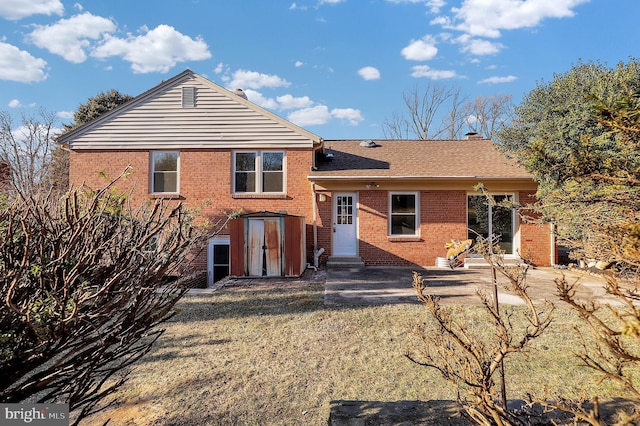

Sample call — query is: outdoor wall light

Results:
[318,193,327,202]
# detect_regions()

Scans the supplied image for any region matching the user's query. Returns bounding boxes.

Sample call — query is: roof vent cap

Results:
[360,139,378,147]
[233,88,248,100]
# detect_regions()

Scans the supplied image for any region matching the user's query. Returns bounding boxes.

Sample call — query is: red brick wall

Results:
[69,148,315,270]
[316,190,468,267]
[315,189,553,267]
[0,162,10,190]
[518,190,553,266]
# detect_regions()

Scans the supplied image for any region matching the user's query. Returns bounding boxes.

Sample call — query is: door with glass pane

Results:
[333,193,357,256]
[207,237,230,286]
[467,194,514,254]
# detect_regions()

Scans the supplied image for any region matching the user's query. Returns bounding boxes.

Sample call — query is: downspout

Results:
[550,223,556,267]
[312,181,318,262]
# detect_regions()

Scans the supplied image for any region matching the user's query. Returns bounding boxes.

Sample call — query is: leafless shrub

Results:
[0,172,227,424]
[407,236,554,426]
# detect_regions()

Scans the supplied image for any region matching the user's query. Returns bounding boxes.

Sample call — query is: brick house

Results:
[310,138,553,268]
[60,70,554,284]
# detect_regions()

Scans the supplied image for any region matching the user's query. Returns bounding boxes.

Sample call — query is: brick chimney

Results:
[464,132,484,140]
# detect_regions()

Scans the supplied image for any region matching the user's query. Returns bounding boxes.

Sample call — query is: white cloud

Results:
[455,35,503,55]
[437,0,589,38]
[8,99,21,108]
[426,0,446,13]
[478,75,517,84]
[386,0,445,13]
[91,25,211,74]
[28,12,116,64]
[214,62,225,74]
[410,65,457,80]
[331,108,364,125]
[224,69,291,90]
[0,0,63,20]
[276,94,314,110]
[295,60,304,67]
[288,105,331,126]
[401,35,438,61]
[358,66,381,80]
[57,110,74,119]
[319,0,346,4]
[242,90,279,110]
[0,42,48,82]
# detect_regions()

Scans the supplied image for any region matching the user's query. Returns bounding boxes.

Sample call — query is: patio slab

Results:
[324,266,622,306]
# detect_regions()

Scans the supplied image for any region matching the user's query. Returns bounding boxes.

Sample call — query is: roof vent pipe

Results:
[233,88,248,100]
[360,139,378,147]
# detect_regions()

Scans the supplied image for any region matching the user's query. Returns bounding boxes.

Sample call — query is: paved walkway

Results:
[324,266,622,306]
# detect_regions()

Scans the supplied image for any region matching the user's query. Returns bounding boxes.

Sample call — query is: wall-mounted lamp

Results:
[365,182,380,189]
[318,193,327,202]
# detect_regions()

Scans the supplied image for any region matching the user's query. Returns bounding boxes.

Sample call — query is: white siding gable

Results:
[64,71,321,150]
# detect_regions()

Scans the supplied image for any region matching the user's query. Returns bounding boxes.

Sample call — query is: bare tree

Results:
[383,85,513,140]
[0,109,57,193]
[464,94,514,140]
[0,172,225,424]
[439,88,469,140]
[383,83,462,140]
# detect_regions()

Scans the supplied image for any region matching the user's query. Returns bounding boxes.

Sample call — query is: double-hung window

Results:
[389,192,418,236]
[151,151,179,194]
[234,151,284,193]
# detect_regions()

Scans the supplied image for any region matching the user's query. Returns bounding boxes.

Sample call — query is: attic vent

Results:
[360,139,378,147]
[182,87,196,108]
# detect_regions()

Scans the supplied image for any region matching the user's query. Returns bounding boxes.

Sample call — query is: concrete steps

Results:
[464,256,523,269]
[327,256,365,269]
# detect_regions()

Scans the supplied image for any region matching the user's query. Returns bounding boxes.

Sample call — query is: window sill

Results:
[149,193,183,199]
[387,236,423,242]
[232,193,289,199]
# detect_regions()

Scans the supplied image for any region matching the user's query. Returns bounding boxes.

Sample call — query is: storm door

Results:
[467,194,515,255]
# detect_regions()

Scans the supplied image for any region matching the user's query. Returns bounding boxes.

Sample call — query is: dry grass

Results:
[82,278,629,425]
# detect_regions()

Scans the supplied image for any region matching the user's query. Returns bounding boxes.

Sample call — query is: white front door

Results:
[333,193,357,256]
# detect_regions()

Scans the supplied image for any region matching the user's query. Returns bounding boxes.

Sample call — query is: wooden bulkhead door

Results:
[247,218,282,276]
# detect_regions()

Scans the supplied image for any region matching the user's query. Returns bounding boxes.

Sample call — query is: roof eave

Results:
[307,175,535,181]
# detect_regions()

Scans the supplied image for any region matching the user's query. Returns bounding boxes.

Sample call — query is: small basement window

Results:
[182,87,196,108]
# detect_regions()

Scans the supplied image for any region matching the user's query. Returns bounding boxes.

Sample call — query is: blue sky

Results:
[0,0,638,140]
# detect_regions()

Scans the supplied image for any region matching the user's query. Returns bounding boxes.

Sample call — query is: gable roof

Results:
[308,139,533,181]
[59,69,322,150]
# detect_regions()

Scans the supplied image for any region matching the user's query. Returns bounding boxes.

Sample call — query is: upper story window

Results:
[234,151,285,193]
[389,192,418,236]
[151,151,179,194]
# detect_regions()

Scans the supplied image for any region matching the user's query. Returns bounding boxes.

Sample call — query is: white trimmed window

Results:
[389,192,419,236]
[151,151,179,193]
[234,151,285,193]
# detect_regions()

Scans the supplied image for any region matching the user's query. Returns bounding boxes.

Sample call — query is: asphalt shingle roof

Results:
[310,139,532,180]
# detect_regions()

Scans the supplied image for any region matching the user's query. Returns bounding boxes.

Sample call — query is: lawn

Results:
[83,276,628,425]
